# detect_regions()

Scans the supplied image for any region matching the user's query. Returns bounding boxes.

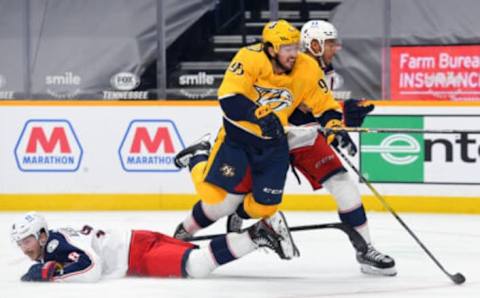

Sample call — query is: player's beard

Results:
[24,249,40,261]
[274,55,294,74]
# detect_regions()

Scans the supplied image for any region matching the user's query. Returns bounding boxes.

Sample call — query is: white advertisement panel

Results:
[424,116,480,184]
[359,115,480,184]
[1,102,480,199]
[0,104,222,194]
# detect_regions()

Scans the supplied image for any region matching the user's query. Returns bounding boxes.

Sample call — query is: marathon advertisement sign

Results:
[391,45,480,101]
[14,120,83,172]
[2,102,480,197]
[118,120,185,172]
[360,115,480,184]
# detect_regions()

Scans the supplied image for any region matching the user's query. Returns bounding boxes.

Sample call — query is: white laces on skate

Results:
[365,245,388,261]
[358,244,397,276]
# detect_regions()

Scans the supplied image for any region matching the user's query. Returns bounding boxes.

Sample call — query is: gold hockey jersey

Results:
[218,43,341,137]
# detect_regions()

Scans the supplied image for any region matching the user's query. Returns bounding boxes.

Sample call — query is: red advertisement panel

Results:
[390,45,480,101]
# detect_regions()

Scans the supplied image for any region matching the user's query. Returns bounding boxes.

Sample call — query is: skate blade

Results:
[275,212,300,259]
[360,264,397,276]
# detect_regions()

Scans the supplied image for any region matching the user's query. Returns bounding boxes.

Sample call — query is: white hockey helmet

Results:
[11,212,49,242]
[300,20,338,57]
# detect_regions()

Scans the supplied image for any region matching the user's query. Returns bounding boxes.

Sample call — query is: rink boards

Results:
[1,100,480,213]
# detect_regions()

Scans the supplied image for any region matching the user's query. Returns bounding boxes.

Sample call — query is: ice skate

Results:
[247,220,286,260]
[174,134,211,169]
[264,211,300,259]
[356,244,397,276]
[173,223,192,240]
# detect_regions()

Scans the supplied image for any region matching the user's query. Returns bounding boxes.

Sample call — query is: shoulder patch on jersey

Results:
[47,239,59,253]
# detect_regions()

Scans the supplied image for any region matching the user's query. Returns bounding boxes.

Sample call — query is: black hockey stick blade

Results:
[451,273,466,285]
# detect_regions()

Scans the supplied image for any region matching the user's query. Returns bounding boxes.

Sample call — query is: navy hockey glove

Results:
[21,261,60,282]
[325,119,358,156]
[247,105,284,139]
[343,99,374,127]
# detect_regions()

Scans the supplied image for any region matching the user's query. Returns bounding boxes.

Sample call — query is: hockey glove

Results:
[325,119,357,156]
[343,99,375,127]
[247,105,284,139]
[21,261,61,282]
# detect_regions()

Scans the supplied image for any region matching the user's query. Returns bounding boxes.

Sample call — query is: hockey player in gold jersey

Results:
[173,20,356,259]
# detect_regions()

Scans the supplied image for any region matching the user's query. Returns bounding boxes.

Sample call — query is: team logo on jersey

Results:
[118,120,185,172]
[220,163,235,177]
[254,85,292,111]
[47,239,59,253]
[14,120,83,172]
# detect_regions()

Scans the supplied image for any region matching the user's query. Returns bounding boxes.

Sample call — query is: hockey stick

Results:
[333,146,466,285]
[321,127,480,134]
[186,222,368,253]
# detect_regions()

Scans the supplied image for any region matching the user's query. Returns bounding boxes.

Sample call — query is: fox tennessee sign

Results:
[118,119,185,172]
[14,119,83,172]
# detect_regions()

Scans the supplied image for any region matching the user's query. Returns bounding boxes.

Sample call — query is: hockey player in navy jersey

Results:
[286,20,396,276]
[11,212,290,282]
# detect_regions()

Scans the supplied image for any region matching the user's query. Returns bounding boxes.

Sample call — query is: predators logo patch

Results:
[254,85,293,111]
[220,163,235,177]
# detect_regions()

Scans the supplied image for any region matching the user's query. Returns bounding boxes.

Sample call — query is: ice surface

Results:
[1,211,478,298]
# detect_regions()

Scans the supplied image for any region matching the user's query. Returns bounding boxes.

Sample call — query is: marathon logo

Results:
[118,120,185,172]
[14,120,83,172]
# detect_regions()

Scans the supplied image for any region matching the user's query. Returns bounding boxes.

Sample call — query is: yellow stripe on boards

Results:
[1,194,479,213]
[0,194,198,211]
[281,195,480,214]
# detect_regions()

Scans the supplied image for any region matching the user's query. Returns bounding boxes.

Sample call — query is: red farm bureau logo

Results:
[14,120,83,172]
[119,120,185,172]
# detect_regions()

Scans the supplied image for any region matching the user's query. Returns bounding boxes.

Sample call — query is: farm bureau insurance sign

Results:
[390,45,480,101]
